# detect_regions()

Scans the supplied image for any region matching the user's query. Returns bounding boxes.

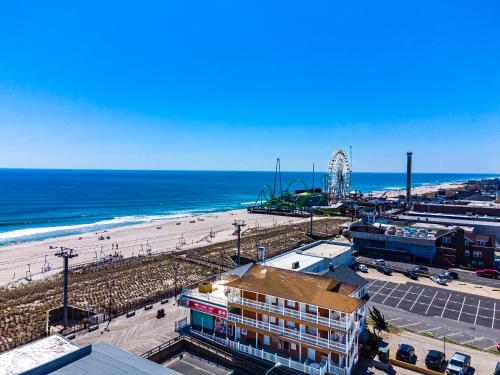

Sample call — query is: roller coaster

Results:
[248,159,327,215]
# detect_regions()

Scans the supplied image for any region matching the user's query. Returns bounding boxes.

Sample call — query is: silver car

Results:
[446,352,470,375]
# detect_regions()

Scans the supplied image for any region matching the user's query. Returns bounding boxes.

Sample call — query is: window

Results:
[290,343,297,350]
[472,260,477,267]
[262,314,269,323]
[307,326,317,335]
[307,305,318,314]
[478,240,486,246]
[269,316,276,324]
[464,239,470,246]
[442,236,451,244]
[464,250,470,257]
[479,261,484,267]
[286,300,296,308]
[266,295,277,304]
[286,320,295,328]
[473,251,482,258]
[242,329,247,335]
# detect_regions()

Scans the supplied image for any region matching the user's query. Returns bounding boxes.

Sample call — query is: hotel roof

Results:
[225,264,364,313]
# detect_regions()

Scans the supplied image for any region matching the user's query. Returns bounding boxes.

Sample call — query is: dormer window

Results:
[442,236,451,244]
[478,240,486,246]
[464,239,470,246]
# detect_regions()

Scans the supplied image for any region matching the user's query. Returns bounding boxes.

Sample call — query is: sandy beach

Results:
[0,209,306,287]
[370,181,466,198]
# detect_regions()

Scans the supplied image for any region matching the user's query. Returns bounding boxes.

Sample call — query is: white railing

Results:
[228,314,347,353]
[229,296,349,331]
[191,330,346,375]
[183,290,228,306]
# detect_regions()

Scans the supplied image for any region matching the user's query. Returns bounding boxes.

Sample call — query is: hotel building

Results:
[179,261,366,375]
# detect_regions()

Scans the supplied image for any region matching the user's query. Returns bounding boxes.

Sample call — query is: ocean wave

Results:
[382,186,405,191]
[0,213,192,243]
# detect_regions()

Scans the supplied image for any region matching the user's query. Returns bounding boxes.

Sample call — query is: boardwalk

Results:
[74,300,189,355]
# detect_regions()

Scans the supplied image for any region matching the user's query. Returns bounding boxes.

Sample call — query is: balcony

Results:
[191,329,346,375]
[228,296,349,331]
[228,313,348,353]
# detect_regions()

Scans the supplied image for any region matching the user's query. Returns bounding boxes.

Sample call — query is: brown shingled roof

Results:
[225,264,364,313]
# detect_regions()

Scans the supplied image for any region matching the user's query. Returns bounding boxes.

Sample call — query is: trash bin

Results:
[378,342,390,363]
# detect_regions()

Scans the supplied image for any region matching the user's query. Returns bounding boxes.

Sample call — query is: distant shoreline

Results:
[0,171,497,246]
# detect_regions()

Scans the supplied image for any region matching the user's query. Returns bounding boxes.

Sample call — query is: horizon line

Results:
[0,167,498,175]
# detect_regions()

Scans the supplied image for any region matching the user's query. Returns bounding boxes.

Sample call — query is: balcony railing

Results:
[191,329,346,375]
[228,296,349,331]
[228,313,348,353]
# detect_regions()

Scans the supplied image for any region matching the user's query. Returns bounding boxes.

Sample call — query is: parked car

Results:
[404,269,418,279]
[440,271,459,280]
[431,275,447,285]
[445,352,470,375]
[358,264,368,273]
[495,362,500,375]
[396,344,415,363]
[497,341,500,351]
[374,259,386,266]
[476,269,500,279]
[425,350,446,370]
[413,265,429,273]
[377,265,392,275]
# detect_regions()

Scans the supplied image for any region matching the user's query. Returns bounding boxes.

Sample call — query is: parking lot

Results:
[367,279,500,350]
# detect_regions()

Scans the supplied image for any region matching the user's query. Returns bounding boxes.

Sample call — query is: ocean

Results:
[0,169,497,245]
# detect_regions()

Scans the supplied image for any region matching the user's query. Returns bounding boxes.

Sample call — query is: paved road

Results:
[366,279,500,351]
[358,255,500,288]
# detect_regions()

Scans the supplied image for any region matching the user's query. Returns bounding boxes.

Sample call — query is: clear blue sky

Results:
[0,1,499,172]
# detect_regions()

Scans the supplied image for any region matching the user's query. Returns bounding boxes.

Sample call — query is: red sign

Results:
[188,300,228,319]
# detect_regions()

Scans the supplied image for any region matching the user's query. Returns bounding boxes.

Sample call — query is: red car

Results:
[476,269,500,279]
[497,341,500,351]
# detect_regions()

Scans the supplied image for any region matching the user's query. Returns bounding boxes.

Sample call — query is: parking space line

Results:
[474,300,481,326]
[387,317,402,322]
[410,289,425,311]
[395,286,413,309]
[370,281,388,298]
[425,290,438,315]
[440,294,451,318]
[457,296,466,321]
[382,284,400,304]
[399,322,421,328]
[417,326,441,333]
[493,302,497,329]
[439,331,462,339]
[460,337,485,345]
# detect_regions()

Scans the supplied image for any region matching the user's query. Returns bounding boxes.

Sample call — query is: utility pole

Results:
[310,210,314,236]
[172,262,180,300]
[54,247,78,329]
[105,280,115,331]
[233,220,246,265]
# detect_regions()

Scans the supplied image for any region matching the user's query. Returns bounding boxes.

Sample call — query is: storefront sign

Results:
[188,300,228,319]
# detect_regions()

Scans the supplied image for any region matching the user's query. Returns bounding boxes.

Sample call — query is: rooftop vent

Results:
[291,261,300,270]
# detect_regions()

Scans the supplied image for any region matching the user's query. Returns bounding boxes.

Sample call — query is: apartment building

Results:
[180,264,366,375]
[435,227,497,269]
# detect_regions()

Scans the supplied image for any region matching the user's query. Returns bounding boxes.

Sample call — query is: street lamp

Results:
[264,362,281,375]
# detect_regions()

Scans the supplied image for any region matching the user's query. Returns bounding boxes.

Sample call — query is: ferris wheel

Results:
[328,149,352,199]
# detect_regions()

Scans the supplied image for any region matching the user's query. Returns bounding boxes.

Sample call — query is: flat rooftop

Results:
[0,334,79,374]
[398,214,500,228]
[302,242,351,258]
[182,277,234,306]
[264,251,322,271]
